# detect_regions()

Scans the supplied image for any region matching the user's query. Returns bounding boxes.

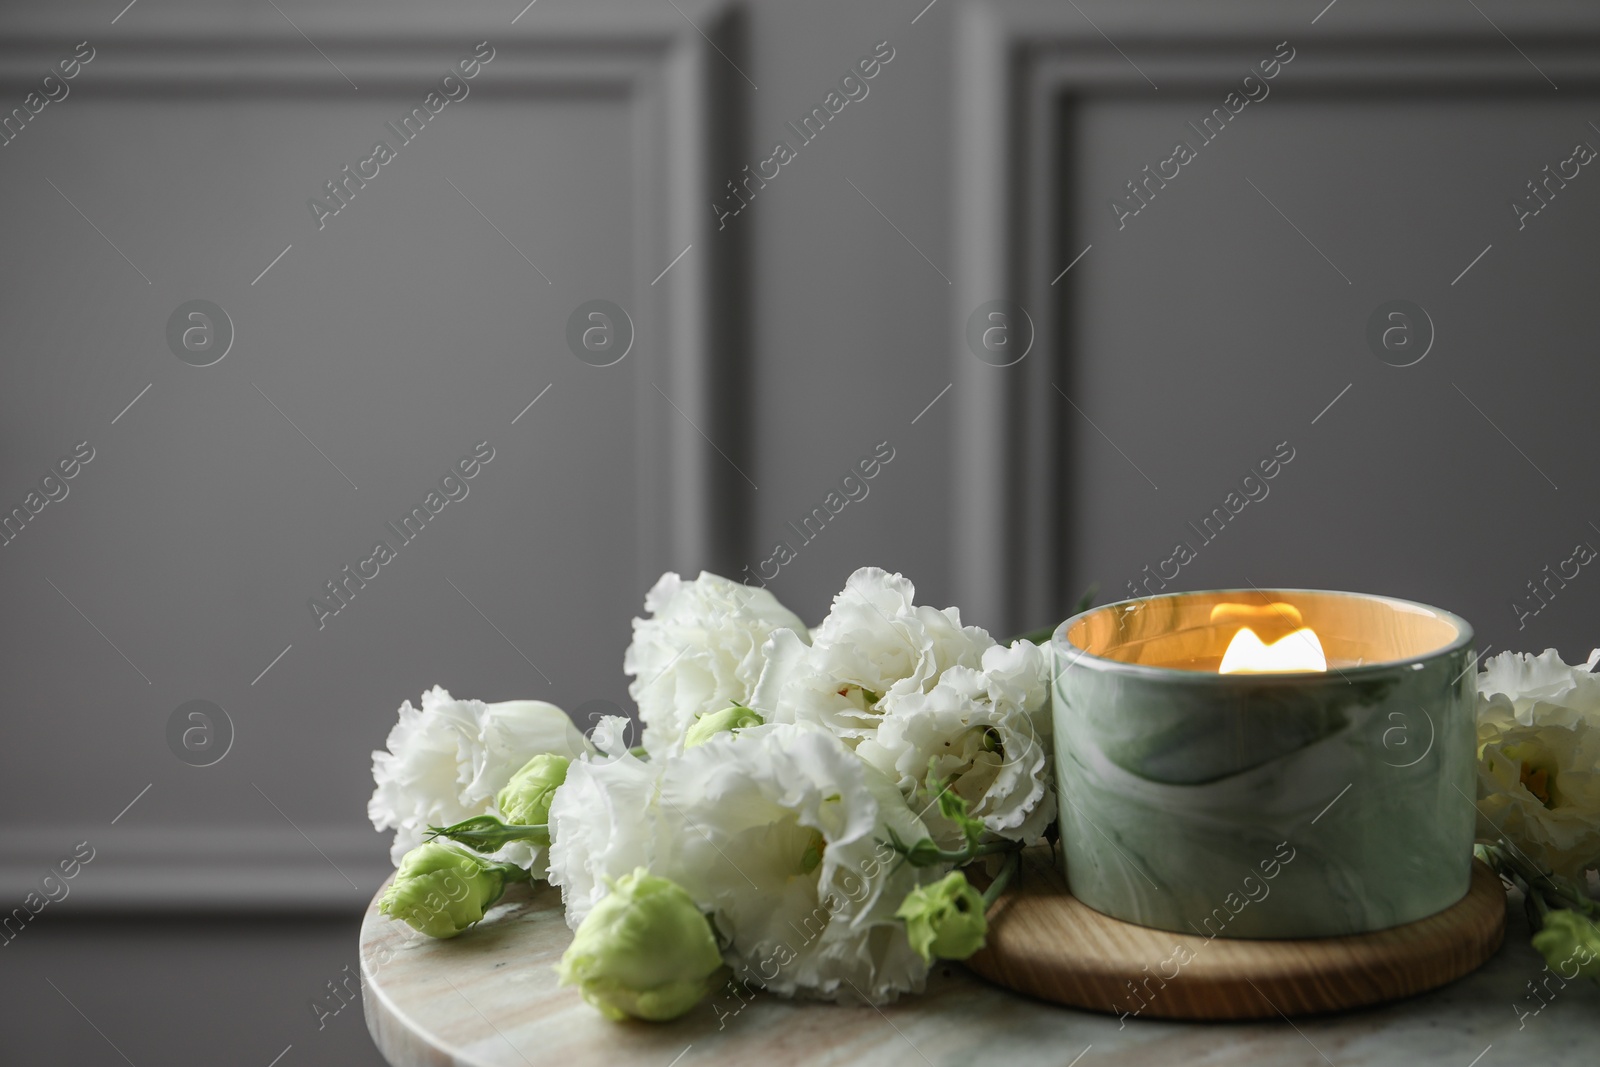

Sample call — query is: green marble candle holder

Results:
[1052,589,1477,939]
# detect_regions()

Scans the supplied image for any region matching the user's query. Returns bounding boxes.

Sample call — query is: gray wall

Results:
[3,0,1600,1060]
[6,0,1600,903]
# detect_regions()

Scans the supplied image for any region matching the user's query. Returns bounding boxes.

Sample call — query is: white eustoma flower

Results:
[1479,648,1600,729]
[625,571,808,757]
[1476,650,1600,879]
[750,568,996,747]
[369,689,480,867]
[653,723,940,1005]
[858,640,1055,848]
[1478,719,1600,880]
[546,748,664,928]
[368,687,590,868]
[461,700,593,811]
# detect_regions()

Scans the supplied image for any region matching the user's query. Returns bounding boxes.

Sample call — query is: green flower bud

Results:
[896,871,988,963]
[496,753,570,826]
[426,813,549,853]
[556,868,724,1022]
[683,705,763,749]
[379,842,527,939]
[1532,910,1600,981]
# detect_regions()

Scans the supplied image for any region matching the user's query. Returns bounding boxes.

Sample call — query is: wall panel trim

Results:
[951,0,1600,637]
[0,0,742,911]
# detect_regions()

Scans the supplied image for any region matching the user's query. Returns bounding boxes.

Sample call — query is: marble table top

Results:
[359,878,1595,1067]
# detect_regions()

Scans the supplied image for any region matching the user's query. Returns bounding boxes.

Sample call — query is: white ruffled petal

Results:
[650,724,939,1004]
[750,568,996,750]
[546,751,663,928]
[464,700,591,809]
[625,571,808,757]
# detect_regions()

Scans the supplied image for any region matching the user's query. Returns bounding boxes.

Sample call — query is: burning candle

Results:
[1051,589,1476,938]
[1214,602,1328,674]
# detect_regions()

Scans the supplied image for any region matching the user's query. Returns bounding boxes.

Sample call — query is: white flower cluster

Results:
[368,567,1056,1008]
[750,568,1054,850]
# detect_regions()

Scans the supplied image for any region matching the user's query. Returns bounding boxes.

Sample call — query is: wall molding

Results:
[0,826,392,914]
[0,0,743,911]
[951,0,1600,637]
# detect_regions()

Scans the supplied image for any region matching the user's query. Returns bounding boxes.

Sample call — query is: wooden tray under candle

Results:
[965,849,1507,1020]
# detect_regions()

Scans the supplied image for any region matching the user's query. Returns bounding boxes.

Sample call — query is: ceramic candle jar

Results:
[1052,589,1477,939]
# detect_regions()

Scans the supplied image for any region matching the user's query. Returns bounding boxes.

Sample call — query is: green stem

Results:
[497,862,534,885]
[1481,841,1599,919]
[478,861,535,912]
[981,850,1020,910]
[923,840,1023,865]
[878,829,1026,870]
[1528,879,1552,920]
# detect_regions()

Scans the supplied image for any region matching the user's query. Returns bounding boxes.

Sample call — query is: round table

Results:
[359,876,1590,1067]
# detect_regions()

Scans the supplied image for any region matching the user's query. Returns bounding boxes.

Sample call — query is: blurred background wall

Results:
[3,0,1599,1062]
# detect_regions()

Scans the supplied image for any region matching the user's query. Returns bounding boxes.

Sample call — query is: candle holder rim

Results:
[1051,586,1474,682]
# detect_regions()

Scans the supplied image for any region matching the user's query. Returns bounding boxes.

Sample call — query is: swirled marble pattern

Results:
[1053,640,1477,938]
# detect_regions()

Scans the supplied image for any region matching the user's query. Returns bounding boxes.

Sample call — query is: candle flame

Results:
[1218,626,1327,674]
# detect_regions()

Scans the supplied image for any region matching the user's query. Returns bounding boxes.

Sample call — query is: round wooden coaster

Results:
[964,850,1506,1020]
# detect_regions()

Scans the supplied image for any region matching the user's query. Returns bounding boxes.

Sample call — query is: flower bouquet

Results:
[367,568,1600,1021]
